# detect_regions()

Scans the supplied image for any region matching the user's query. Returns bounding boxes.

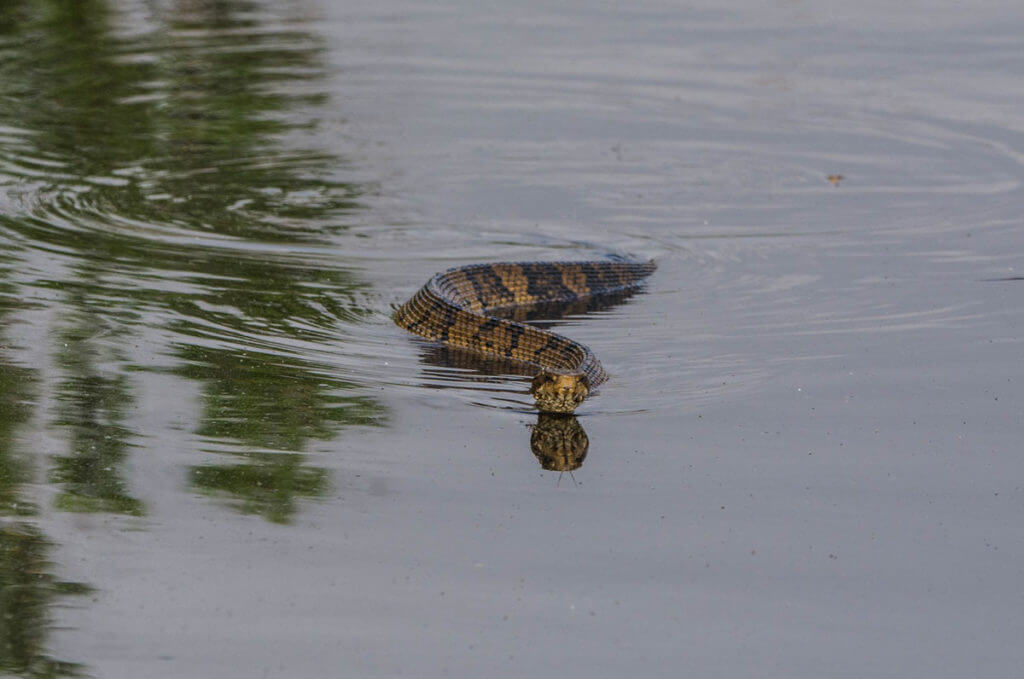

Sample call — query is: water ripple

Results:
[1,0,1021,427]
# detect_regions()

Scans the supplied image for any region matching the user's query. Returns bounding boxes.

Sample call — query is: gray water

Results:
[0,0,1021,677]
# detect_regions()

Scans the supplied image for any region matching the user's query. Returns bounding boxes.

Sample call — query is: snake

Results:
[394,260,656,413]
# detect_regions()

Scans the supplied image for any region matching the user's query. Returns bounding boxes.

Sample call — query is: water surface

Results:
[0,0,1021,677]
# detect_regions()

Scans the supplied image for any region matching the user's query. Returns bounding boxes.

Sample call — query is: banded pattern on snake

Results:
[394,260,656,413]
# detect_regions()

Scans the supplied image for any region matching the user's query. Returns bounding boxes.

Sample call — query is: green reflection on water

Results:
[0,280,36,518]
[175,345,380,451]
[50,292,143,517]
[0,525,89,679]
[0,0,361,243]
[190,453,329,525]
[0,0,386,523]
[0,0,391,671]
[0,262,88,676]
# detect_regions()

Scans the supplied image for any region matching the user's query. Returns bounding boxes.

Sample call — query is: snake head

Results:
[530,372,589,413]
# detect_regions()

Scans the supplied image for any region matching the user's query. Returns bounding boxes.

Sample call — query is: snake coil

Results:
[395,260,655,413]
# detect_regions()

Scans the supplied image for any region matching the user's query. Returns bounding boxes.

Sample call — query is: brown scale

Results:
[394,260,656,413]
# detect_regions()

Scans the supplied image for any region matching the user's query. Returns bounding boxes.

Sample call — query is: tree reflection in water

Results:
[0,0,393,674]
[51,283,144,517]
[0,258,89,676]
[0,525,91,679]
[0,0,386,524]
[189,453,330,525]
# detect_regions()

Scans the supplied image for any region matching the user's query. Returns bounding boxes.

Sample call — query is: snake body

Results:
[394,260,656,412]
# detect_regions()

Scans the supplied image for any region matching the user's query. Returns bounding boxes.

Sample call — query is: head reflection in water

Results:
[529,413,589,471]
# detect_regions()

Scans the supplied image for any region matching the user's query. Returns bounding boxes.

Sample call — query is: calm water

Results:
[0,0,1022,676]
